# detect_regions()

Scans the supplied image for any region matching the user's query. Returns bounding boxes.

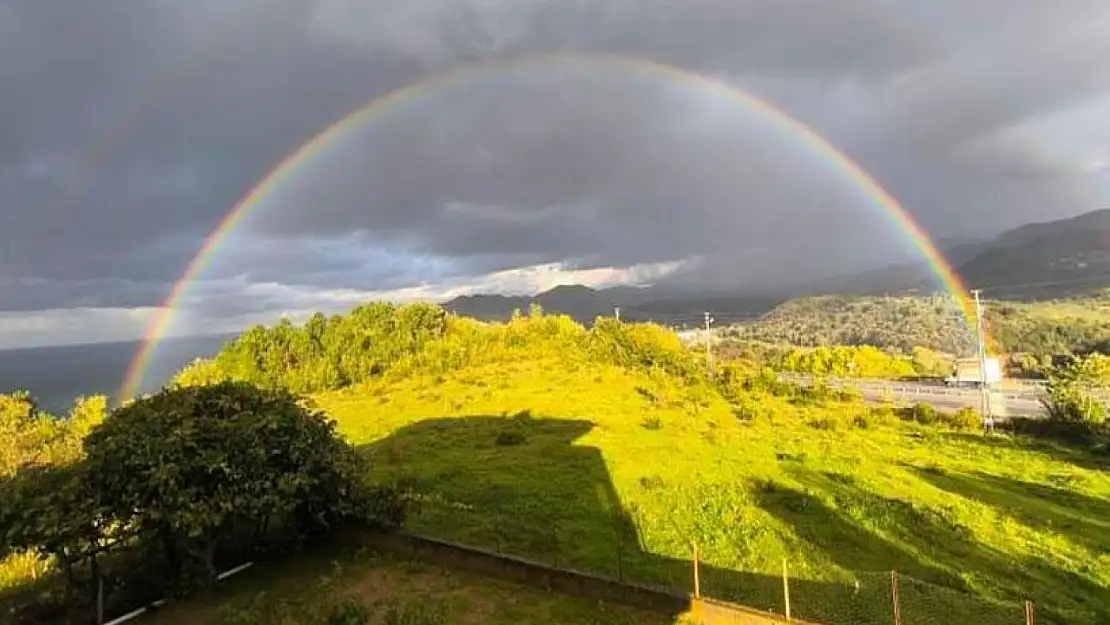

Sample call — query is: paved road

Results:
[777,374,1087,419]
[853,385,1046,418]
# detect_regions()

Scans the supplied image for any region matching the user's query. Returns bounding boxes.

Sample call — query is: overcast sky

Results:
[2,0,1110,348]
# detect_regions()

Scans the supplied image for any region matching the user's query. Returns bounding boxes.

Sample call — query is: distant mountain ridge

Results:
[444,209,1110,323]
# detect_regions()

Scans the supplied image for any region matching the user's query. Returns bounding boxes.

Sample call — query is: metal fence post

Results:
[782,557,792,621]
[891,570,902,625]
[692,542,700,598]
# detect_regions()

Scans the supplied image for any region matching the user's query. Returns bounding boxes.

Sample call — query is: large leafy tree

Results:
[82,382,399,580]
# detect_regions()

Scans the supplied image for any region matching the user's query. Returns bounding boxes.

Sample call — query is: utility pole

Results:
[704,311,715,378]
[971,289,993,432]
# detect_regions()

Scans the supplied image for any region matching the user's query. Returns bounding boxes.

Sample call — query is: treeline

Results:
[716,342,950,379]
[739,296,975,354]
[988,304,1110,356]
[0,383,401,624]
[739,294,1110,357]
[176,303,704,395]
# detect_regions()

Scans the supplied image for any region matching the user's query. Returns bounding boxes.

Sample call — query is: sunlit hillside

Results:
[5,305,1110,625]
[739,293,1110,356]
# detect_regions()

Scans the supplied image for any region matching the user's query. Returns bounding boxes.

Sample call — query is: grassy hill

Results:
[739,293,1110,356]
[6,305,1110,624]
[163,304,1110,624]
[170,307,1110,623]
[308,349,1110,625]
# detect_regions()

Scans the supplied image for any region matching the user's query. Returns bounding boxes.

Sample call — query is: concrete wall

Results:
[353,529,818,625]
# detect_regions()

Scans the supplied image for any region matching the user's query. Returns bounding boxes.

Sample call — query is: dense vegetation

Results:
[162,304,1110,624]
[762,344,949,379]
[5,301,1110,624]
[737,292,1110,357]
[175,302,699,395]
[0,383,400,624]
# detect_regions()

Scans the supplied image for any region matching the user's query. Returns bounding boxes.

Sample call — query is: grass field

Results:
[313,357,1110,625]
[142,543,684,625]
[6,311,1110,625]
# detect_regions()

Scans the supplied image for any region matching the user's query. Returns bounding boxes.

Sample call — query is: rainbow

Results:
[119,52,986,401]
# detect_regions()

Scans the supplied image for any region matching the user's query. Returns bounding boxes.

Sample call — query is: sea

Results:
[0,334,235,415]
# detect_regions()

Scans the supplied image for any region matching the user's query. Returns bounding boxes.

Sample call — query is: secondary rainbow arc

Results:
[119,52,986,402]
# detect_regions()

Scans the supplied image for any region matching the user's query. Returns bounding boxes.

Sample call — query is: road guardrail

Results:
[777,373,1110,405]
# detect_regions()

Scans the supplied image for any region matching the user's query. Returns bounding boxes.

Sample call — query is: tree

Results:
[82,382,401,582]
[1041,356,1108,428]
[0,463,108,616]
[1,392,105,476]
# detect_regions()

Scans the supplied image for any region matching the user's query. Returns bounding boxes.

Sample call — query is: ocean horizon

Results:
[0,334,235,415]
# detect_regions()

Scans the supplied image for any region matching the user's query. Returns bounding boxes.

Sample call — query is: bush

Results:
[943,407,983,431]
[325,598,371,625]
[867,405,898,426]
[773,344,921,378]
[1041,357,1109,430]
[732,397,771,423]
[904,402,940,425]
[641,416,663,431]
[82,382,401,583]
[495,430,527,446]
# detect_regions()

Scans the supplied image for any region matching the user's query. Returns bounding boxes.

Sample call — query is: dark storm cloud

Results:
[2,0,1109,320]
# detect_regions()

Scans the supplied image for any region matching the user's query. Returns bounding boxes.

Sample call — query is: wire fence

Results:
[403,497,1038,625]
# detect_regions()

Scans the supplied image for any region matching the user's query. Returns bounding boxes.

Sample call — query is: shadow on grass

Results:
[942,428,1110,473]
[774,466,1110,625]
[354,415,1048,625]
[910,467,1110,619]
[914,467,1110,548]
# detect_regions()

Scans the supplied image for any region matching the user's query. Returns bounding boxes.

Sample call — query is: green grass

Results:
[313,356,1110,625]
[142,543,685,625]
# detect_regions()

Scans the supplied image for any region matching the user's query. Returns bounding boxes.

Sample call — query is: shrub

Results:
[835,386,864,403]
[326,598,372,625]
[943,407,983,431]
[495,430,527,446]
[905,402,940,425]
[81,382,402,584]
[641,416,663,431]
[867,405,898,426]
[807,415,841,431]
[732,397,769,423]
[1040,357,1109,430]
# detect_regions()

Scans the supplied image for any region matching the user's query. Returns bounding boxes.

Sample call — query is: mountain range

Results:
[444,209,1110,325]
